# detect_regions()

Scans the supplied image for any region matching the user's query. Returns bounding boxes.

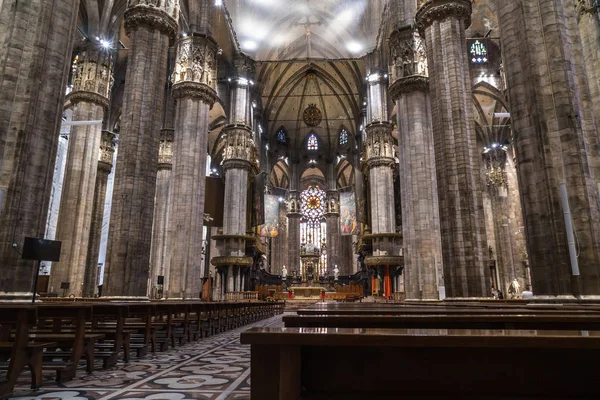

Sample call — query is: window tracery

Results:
[470,40,488,64]
[307,133,319,150]
[300,186,327,275]
[277,128,287,144]
[339,129,348,146]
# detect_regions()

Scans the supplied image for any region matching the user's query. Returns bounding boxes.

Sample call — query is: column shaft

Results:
[287,215,301,272]
[50,102,104,296]
[394,85,442,300]
[416,0,490,297]
[0,0,78,298]
[498,0,600,297]
[150,130,173,296]
[103,5,177,297]
[169,91,215,299]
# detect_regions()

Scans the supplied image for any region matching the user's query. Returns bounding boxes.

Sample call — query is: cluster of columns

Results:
[388,25,443,300]
[0,0,93,300]
[363,52,402,299]
[413,0,490,298]
[325,162,340,276]
[49,44,114,297]
[102,2,178,298]
[498,0,600,297]
[213,57,258,300]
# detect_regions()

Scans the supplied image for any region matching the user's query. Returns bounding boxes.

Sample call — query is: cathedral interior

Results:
[1,0,600,398]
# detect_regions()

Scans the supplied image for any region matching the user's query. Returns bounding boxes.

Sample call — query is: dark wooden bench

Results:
[297,304,600,316]
[241,327,600,399]
[0,306,56,397]
[33,304,106,381]
[283,313,600,330]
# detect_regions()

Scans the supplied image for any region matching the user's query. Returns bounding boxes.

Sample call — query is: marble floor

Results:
[8,314,285,400]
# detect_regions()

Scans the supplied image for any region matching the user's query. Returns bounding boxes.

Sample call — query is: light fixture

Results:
[347,41,362,53]
[182,32,187,38]
[100,39,111,48]
[242,40,258,51]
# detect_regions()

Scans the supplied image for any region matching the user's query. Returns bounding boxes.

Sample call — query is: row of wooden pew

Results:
[241,301,600,399]
[0,301,283,397]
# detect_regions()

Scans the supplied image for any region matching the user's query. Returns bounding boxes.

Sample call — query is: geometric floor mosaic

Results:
[8,314,285,399]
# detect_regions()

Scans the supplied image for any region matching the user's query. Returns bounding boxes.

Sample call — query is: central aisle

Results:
[10,314,285,400]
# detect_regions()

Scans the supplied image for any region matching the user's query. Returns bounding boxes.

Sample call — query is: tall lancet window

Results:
[307,133,319,151]
[277,127,287,144]
[470,40,488,63]
[339,129,348,146]
[300,186,327,276]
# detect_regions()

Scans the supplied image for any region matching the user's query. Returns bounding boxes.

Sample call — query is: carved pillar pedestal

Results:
[389,26,443,300]
[50,44,113,297]
[103,3,177,298]
[416,0,490,298]
[83,131,116,297]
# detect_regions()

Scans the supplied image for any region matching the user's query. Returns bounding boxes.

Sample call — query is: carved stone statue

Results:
[333,265,339,280]
[282,265,288,278]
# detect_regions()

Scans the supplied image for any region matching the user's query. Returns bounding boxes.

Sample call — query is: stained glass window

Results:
[277,128,286,144]
[339,129,348,145]
[307,133,318,150]
[470,40,488,64]
[300,186,328,276]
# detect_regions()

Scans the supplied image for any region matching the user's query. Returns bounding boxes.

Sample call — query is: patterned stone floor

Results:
[8,314,285,400]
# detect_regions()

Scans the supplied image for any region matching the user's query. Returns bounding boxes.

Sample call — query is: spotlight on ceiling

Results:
[346,41,362,54]
[242,40,258,51]
[100,39,111,48]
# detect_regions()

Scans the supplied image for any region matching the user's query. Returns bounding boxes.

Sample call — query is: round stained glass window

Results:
[301,186,325,226]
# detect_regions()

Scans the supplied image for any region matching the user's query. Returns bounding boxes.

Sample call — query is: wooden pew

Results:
[241,327,600,399]
[283,314,600,330]
[0,306,55,397]
[297,304,600,316]
[33,304,105,381]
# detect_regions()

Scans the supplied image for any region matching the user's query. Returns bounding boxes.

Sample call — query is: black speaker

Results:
[157,275,164,285]
[60,282,70,290]
[22,237,61,262]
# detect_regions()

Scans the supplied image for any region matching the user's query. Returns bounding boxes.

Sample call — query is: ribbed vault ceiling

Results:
[258,60,364,156]
[224,0,386,60]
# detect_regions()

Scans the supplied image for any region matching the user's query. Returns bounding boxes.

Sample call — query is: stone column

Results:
[287,191,302,274]
[575,1,600,140]
[149,129,173,297]
[213,61,257,297]
[389,26,443,300]
[481,147,528,296]
[82,131,116,298]
[103,2,177,298]
[498,0,600,297]
[50,44,113,297]
[0,0,79,300]
[325,162,340,275]
[167,33,218,299]
[363,65,402,299]
[416,0,490,298]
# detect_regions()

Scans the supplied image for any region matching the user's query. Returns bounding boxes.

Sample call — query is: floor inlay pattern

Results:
[8,314,285,400]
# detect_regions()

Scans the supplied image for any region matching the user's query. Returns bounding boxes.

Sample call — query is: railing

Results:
[225,291,259,302]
